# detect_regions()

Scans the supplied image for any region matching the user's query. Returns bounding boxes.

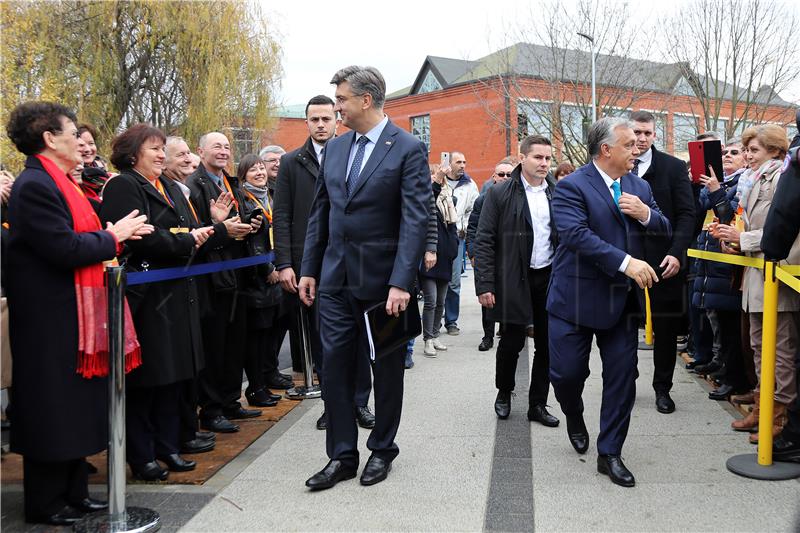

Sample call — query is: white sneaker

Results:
[423,339,437,357]
[432,339,447,351]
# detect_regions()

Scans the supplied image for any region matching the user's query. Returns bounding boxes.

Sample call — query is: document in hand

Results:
[363,300,422,361]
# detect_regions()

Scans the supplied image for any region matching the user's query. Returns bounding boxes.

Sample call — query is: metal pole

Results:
[75,266,160,533]
[286,306,322,400]
[590,42,597,123]
[757,260,779,465]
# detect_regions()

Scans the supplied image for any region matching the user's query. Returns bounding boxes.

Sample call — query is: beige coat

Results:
[740,162,800,312]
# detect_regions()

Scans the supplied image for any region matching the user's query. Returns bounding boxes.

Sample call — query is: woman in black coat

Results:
[5,102,150,526]
[237,154,283,407]
[419,172,459,357]
[100,124,215,481]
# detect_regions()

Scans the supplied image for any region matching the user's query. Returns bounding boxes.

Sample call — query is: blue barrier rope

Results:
[127,252,275,286]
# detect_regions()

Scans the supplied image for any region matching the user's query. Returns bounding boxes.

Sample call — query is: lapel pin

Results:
[385,141,392,145]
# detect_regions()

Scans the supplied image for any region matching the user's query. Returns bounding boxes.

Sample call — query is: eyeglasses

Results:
[722,149,741,156]
[495,172,513,177]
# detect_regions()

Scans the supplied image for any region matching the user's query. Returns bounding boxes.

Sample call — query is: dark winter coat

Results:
[473,165,557,325]
[692,171,743,311]
[239,191,281,310]
[100,171,211,388]
[7,156,117,461]
[419,182,458,281]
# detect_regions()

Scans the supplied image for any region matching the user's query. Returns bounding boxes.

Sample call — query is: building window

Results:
[229,127,259,163]
[517,113,529,140]
[410,114,430,151]
[653,113,668,152]
[672,114,698,154]
[517,100,551,137]
[418,70,442,94]
[788,124,799,142]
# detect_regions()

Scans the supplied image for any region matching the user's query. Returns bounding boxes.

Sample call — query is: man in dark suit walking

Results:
[547,117,672,487]
[299,66,430,490]
[272,94,374,432]
[629,111,696,414]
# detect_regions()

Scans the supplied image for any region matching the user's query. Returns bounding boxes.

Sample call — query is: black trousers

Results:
[127,382,181,465]
[481,306,495,341]
[178,378,199,444]
[318,289,403,467]
[198,291,247,418]
[495,266,551,407]
[651,295,685,393]
[716,309,753,390]
[244,306,278,395]
[23,456,88,520]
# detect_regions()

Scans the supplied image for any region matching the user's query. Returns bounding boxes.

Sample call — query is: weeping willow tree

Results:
[0,0,282,171]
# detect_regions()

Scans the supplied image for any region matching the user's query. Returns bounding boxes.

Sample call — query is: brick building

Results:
[266,43,797,187]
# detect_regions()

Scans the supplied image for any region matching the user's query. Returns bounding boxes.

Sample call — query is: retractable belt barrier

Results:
[687,248,800,481]
[75,251,324,533]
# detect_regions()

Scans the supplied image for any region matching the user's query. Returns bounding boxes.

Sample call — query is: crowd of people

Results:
[1,63,799,525]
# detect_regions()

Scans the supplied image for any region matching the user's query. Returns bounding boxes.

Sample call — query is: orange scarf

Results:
[35,155,142,378]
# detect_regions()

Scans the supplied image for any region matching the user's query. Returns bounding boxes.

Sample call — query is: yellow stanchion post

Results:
[644,287,653,345]
[757,261,778,466]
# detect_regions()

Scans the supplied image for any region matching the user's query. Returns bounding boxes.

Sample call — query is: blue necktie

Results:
[346,136,370,197]
[611,181,622,211]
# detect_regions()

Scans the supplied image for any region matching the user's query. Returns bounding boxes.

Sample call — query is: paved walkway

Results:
[182,271,800,532]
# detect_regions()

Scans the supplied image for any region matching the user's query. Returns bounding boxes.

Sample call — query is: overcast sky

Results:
[268,0,799,108]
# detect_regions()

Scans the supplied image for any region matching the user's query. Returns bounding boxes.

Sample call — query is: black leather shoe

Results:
[33,505,85,526]
[655,391,675,413]
[528,404,560,427]
[708,383,739,401]
[566,414,589,454]
[494,391,511,419]
[316,411,327,430]
[130,461,169,481]
[597,454,635,487]
[224,407,262,420]
[478,338,493,351]
[356,406,376,429]
[266,372,294,390]
[360,455,392,486]
[181,438,215,454]
[74,497,108,513]
[201,415,240,433]
[279,371,293,381]
[694,361,721,375]
[773,433,800,463]
[709,367,727,383]
[685,360,706,370]
[246,389,279,407]
[305,460,357,490]
[196,430,216,441]
[157,454,197,472]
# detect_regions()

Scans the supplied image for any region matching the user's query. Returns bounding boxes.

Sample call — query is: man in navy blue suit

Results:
[547,117,672,487]
[298,66,431,490]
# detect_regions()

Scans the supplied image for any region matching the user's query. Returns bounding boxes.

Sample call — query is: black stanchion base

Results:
[286,385,322,400]
[73,507,160,533]
[726,453,800,480]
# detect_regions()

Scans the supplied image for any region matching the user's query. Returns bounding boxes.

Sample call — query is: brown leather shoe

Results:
[732,392,759,432]
[730,391,755,405]
[749,402,788,444]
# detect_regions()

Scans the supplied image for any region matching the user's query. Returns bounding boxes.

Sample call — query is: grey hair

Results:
[725,136,742,146]
[588,117,632,159]
[330,65,386,109]
[259,145,285,158]
[696,131,721,141]
[166,135,186,147]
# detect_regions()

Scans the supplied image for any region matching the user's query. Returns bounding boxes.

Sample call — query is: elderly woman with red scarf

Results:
[5,101,151,526]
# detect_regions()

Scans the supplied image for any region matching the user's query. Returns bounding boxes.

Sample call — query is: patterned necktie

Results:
[611,181,622,210]
[346,136,370,197]
[632,159,641,176]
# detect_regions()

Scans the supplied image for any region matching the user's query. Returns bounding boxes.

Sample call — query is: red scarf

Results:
[35,155,142,378]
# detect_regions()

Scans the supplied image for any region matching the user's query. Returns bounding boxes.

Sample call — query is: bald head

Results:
[197,132,231,174]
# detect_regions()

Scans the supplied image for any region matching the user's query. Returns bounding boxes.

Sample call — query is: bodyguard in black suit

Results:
[299,66,430,490]
[629,111,696,414]
[473,136,560,428]
[273,95,373,431]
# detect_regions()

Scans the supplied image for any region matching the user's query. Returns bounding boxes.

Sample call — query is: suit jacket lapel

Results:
[347,122,398,203]
[587,164,625,227]
[337,131,356,196]
[133,172,172,210]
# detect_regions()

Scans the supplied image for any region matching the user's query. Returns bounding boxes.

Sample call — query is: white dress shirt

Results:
[520,176,554,269]
[592,162,651,273]
[312,140,324,162]
[346,115,389,179]
[175,180,192,201]
[635,147,653,177]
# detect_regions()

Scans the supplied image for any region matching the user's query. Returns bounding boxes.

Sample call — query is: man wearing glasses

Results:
[473,136,560,428]
[466,157,515,352]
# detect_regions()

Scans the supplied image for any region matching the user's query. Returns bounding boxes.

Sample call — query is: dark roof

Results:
[388,42,793,107]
